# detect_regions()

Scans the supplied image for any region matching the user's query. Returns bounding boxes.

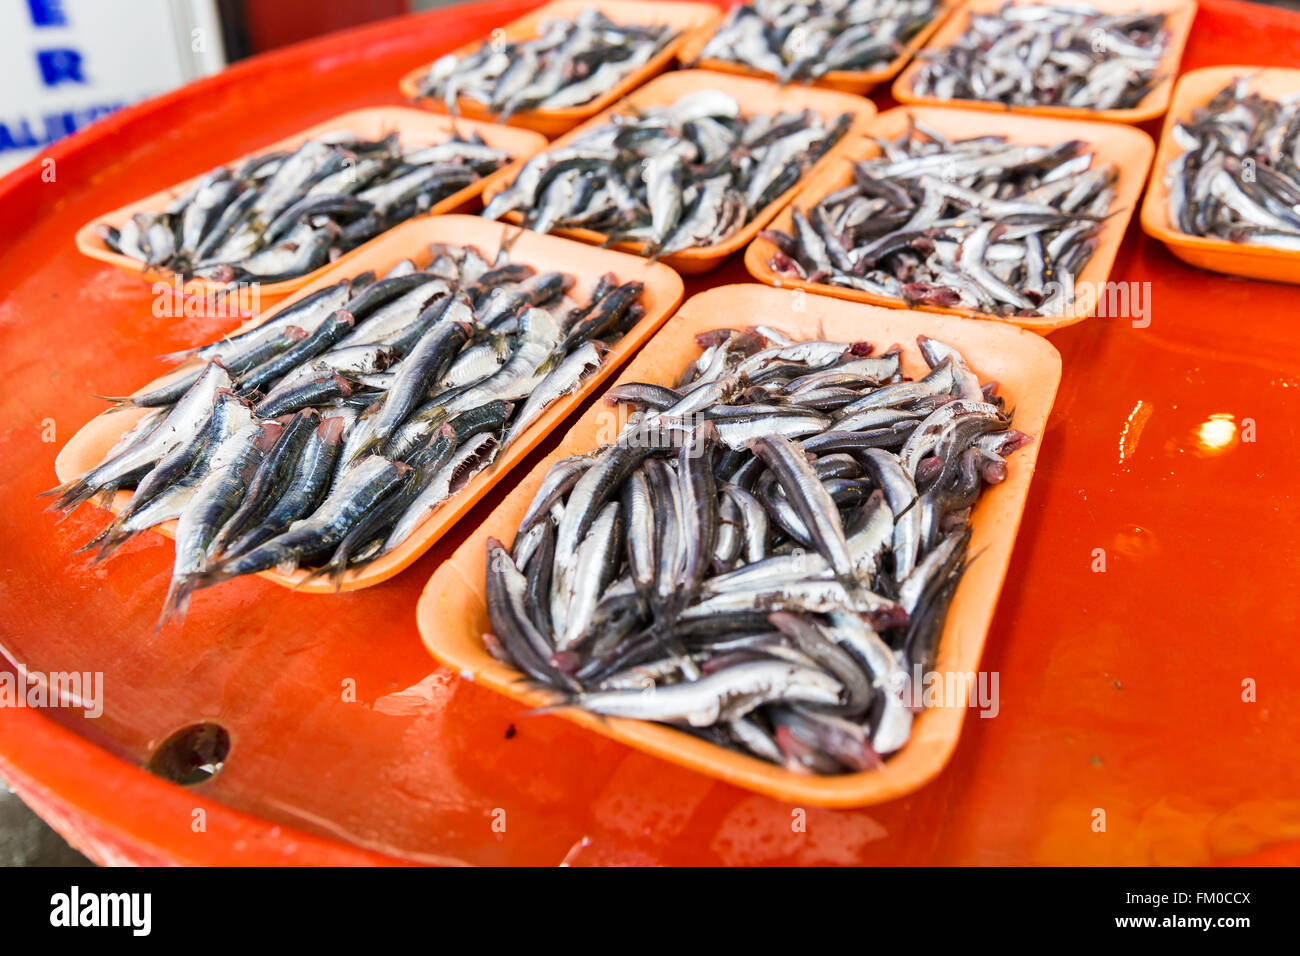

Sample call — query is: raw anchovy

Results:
[699,0,941,84]
[764,118,1118,316]
[484,327,1028,773]
[42,363,232,513]
[158,396,281,623]
[483,91,850,257]
[416,7,679,119]
[911,4,1168,111]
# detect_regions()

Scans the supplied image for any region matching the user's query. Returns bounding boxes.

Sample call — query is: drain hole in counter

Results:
[147,722,230,785]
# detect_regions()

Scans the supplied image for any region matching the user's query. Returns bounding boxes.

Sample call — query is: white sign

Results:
[0,0,226,172]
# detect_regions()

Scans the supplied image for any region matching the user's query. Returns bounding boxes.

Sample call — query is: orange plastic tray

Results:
[6,0,1300,869]
[892,0,1198,124]
[398,0,723,137]
[481,69,876,274]
[744,105,1154,334]
[73,107,548,305]
[1139,65,1300,284]
[678,0,961,95]
[54,215,683,594]
[418,284,1062,807]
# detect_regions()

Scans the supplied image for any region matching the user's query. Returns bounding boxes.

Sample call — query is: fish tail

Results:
[42,478,99,516]
[157,346,200,364]
[73,521,118,556]
[156,575,198,631]
[520,696,577,718]
[497,223,526,260]
[91,485,122,508]
[188,563,239,593]
[92,526,135,562]
[288,564,331,592]
[39,475,82,501]
[326,555,353,592]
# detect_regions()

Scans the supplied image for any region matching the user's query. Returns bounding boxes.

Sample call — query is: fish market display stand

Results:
[0,0,1297,866]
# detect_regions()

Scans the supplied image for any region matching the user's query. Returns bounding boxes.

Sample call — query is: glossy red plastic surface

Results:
[0,0,1297,866]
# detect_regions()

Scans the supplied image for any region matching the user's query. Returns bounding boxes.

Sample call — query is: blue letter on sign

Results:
[37,48,85,86]
[27,0,68,27]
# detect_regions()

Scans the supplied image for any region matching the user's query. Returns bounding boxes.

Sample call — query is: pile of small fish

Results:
[697,0,941,83]
[485,328,1030,774]
[909,4,1168,111]
[46,243,647,625]
[483,91,851,256]
[98,131,512,284]
[762,119,1117,316]
[1165,79,1300,249]
[416,7,678,118]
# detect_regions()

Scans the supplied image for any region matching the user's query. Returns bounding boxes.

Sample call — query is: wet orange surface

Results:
[0,0,1297,865]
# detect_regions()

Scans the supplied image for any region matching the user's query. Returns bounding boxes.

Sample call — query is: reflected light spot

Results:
[1118,400,1154,464]
[1195,413,1236,454]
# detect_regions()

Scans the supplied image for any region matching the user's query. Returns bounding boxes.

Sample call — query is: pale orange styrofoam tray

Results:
[744,105,1154,334]
[1140,65,1300,284]
[677,0,962,95]
[892,0,1198,124]
[54,215,684,594]
[481,69,876,274]
[418,284,1062,807]
[73,108,549,303]
[398,0,723,137]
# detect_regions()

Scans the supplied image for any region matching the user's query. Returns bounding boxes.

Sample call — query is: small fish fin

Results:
[90,394,137,408]
[91,486,121,508]
[72,522,117,556]
[92,525,137,563]
[188,564,238,594]
[156,575,197,631]
[325,546,361,593]
[291,564,332,592]
[157,346,200,364]
[351,433,387,460]
[37,476,76,500]
[496,224,526,263]
[519,696,578,718]
[534,351,563,377]
[43,478,99,517]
